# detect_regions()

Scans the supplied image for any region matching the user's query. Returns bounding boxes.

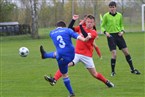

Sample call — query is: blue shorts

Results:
[56,54,74,74]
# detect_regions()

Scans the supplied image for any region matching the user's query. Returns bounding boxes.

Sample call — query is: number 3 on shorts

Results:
[57,35,66,48]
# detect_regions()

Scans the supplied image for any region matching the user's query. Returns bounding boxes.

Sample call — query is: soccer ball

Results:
[19,47,29,57]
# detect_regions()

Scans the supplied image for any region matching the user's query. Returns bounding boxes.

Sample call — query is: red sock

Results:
[54,69,62,81]
[95,72,107,83]
[94,46,101,58]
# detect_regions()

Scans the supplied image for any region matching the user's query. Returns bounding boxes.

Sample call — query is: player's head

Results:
[109,1,117,14]
[85,14,95,29]
[56,21,66,27]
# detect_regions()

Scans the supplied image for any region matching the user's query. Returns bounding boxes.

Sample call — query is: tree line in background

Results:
[0,0,144,38]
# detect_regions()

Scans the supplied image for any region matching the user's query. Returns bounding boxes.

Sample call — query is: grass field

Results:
[0,32,144,97]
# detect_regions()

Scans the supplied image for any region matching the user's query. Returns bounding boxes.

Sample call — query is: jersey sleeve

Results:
[79,25,88,38]
[90,30,97,39]
[101,14,107,33]
[68,28,79,39]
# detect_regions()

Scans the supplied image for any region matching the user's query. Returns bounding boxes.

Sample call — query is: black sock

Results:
[125,55,134,71]
[111,58,116,72]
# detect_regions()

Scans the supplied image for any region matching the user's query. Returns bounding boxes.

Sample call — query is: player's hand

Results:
[96,36,99,39]
[105,32,111,37]
[118,32,124,36]
[84,33,91,41]
[84,37,89,41]
[73,15,79,20]
[87,33,91,38]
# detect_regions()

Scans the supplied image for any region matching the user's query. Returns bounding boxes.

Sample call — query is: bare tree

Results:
[19,0,31,24]
[29,0,39,39]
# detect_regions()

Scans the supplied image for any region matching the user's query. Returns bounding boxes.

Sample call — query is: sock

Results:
[95,72,107,83]
[63,77,74,94]
[44,52,55,58]
[111,58,116,73]
[54,69,62,81]
[94,46,101,58]
[126,55,134,71]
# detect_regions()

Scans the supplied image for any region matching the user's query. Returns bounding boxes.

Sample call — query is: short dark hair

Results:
[56,21,66,27]
[109,1,116,7]
[86,14,95,20]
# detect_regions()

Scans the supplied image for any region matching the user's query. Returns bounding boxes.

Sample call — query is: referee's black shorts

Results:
[107,33,127,51]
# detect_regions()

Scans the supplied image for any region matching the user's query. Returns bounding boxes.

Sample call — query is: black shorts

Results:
[107,33,127,51]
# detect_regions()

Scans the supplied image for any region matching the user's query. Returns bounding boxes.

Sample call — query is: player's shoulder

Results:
[62,28,75,35]
[116,12,122,16]
[102,12,110,19]
[89,29,97,36]
[90,29,97,33]
[63,27,72,31]
[104,12,110,16]
[68,28,76,33]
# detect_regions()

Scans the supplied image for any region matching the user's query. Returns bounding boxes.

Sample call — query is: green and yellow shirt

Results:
[101,12,124,34]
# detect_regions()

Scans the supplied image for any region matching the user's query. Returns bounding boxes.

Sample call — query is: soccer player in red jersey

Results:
[79,15,102,59]
[42,15,114,89]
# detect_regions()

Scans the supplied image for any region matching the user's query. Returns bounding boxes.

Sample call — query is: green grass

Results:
[0,32,144,97]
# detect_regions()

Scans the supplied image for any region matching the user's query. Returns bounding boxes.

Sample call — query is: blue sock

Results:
[63,77,74,94]
[44,52,55,58]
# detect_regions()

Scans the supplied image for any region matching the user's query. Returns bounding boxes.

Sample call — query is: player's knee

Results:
[111,51,117,58]
[68,61,75,67]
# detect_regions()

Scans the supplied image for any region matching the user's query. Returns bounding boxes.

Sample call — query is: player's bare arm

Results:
[77,35,90,42]
[118,31,124,36]
[105,32,111,37]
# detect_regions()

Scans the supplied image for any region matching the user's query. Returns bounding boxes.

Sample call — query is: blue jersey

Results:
[49,27,79,74]
[50,27,79,59]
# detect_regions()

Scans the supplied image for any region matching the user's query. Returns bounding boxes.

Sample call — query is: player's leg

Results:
[44,58,75,96]
[40,45,56,59]
[122,48,140,74]
[58,60,75,96]
[81,56,114,87]
[53,62,74,81]
[87,68,114,88]
[44,61,75,86]
[107,36,117,76]
[87,68,107,83]
[62,73,75,97]
[117,36,140,74]
[44,54,80,86]
[110,50,117,76]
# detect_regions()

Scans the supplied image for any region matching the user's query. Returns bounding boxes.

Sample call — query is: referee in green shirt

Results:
[101,1,140,76]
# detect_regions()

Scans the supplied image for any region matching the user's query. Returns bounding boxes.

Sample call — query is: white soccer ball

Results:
[19,47,29,57]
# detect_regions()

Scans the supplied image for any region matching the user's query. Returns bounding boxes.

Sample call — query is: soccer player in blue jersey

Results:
[41,21,89,97]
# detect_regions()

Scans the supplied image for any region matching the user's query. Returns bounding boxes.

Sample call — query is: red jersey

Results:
[74,26,97,57]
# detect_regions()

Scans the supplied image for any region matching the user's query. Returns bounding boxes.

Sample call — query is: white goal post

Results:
[142,4,145,32]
